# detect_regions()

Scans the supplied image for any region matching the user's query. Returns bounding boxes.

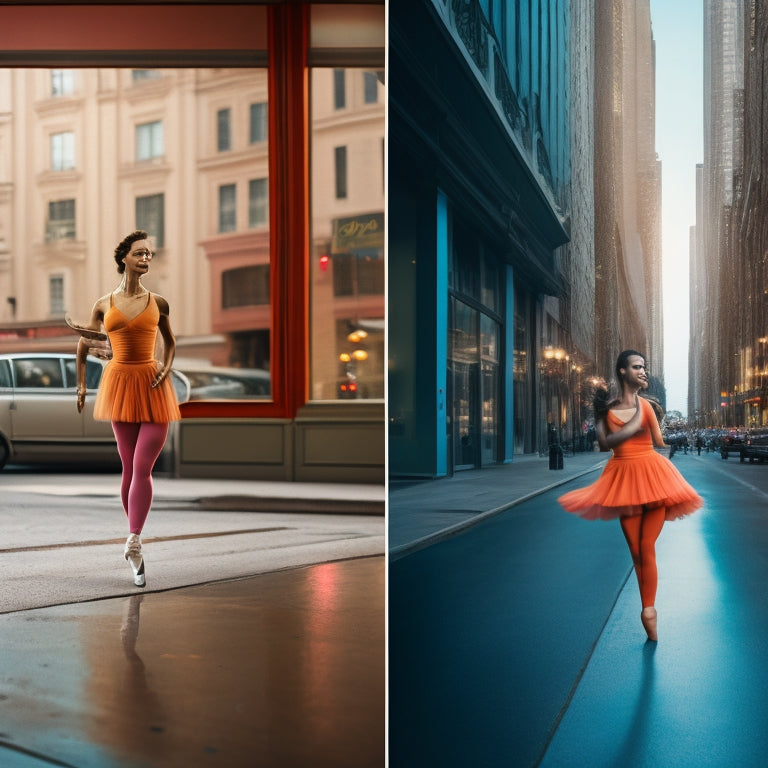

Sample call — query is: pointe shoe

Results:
[124,533,146,588]
[641,607,658,641]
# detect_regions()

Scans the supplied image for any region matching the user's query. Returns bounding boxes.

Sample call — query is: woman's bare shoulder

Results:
[93,293,112,311]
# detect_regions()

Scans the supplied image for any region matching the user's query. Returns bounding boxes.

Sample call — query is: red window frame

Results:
[0,1,311,420]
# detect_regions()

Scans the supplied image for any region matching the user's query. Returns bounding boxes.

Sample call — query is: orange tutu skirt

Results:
[558,398,702,521]
[558,452,703,521]
[94,361,181,423]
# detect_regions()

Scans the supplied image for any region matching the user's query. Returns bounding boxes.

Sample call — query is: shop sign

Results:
[332,212,384,252]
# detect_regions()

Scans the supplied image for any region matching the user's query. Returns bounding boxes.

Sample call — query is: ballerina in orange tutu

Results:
[71,230,181,588]
[558,350,702,641]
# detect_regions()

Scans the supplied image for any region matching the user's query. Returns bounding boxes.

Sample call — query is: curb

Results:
[388,461,605,562]
[192,496,385,515]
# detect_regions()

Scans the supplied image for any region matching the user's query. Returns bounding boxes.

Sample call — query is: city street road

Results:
[389,453,768,768]
[0,472,384,613]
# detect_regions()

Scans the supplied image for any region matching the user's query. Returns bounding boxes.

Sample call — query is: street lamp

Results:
[571,363,583,450]
[541,346,569,447]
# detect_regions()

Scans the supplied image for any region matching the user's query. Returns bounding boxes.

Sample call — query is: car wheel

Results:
[0,436,9,470]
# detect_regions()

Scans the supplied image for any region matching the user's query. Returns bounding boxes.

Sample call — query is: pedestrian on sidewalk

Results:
[557,350,702,642]
[69,230,181,588]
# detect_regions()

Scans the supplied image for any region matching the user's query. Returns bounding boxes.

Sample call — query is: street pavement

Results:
[389,450,768,767]
[0,469,385,767]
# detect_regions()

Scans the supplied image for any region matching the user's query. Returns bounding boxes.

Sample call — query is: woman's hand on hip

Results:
[151,368,167,389]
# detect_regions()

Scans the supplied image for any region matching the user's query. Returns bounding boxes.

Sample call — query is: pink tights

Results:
[112,421,169,535]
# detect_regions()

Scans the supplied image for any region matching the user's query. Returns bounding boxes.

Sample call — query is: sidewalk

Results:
[0,471,386,515]
[388,450,607,557]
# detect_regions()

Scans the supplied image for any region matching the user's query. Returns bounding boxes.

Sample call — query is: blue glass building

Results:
[389,0,572,475]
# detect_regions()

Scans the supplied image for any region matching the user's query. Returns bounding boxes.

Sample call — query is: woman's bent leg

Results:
[126,422,169,534]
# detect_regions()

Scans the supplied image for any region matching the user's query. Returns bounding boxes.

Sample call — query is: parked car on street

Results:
[175,365,270,400]
[0,353,190,470]
[719,429,746,460]
[742,428,768,463]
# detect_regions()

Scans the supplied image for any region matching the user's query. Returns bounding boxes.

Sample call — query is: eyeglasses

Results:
[131,249,154,259]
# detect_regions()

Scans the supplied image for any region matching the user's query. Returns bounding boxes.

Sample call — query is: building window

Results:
[136,120,164,161]
[46,199,76,241]
[218,184,236,233]
[50,132,74,171]
[49,275,65,317]
[310,68,385,401]
[248,178,269,228]
[132,69,161,81]
[136,193,164,248]
[334,146,348,199]
[250,102,268,143]
[51,70,74,97]
[363,72,379,103]
[333,69,346,109]
[217,108,231,152]
[332,249,384,297]
[222,265,270,308]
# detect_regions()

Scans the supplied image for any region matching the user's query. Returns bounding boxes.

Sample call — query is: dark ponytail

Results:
[593,385,612,422]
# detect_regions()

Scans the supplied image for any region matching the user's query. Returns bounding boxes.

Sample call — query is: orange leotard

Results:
[93,292,181,423]
[558,397,702,521]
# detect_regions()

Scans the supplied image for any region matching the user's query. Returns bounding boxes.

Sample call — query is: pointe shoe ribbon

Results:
[124,534,146,588]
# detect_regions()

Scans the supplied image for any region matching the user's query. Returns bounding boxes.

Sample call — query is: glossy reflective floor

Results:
[0,557,384,768]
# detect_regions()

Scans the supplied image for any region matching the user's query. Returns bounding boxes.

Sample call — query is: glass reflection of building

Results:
[0,2,384,483]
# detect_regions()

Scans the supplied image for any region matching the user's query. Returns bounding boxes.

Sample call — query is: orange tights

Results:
[620,505,666,608]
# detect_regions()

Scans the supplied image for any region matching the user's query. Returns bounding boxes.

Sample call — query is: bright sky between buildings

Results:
[650,0,704,417]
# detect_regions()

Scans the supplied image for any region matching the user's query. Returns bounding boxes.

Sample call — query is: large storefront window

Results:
[450,299,479,468]
[513,285,534,454]
[309,66,385,401]
[2,66,271,401]
[194,68,271,394]
[449,298,502,469]
[449,224,503,469]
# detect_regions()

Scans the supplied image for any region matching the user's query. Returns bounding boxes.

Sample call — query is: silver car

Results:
[0,353,189,470]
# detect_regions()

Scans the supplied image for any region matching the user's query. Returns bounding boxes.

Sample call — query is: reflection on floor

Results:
[0,557,384,768]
